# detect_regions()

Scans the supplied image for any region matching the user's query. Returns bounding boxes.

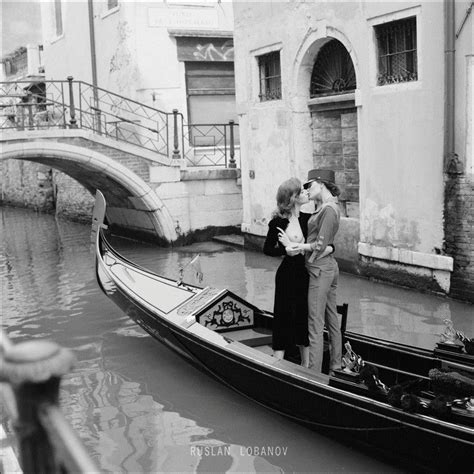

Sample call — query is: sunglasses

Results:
[303,180,316,190]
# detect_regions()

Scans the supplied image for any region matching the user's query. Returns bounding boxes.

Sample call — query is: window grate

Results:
[310,39,356,97]
[258,51,282,101]
[375,16,417,85]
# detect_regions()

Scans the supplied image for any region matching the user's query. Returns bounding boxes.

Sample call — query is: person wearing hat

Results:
[264,177,335,367]
[281,169,342,373]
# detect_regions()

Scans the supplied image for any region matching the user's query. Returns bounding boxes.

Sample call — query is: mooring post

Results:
[0,333,75,474]
[172,109,181,159]
[228,120,236,168]
[67,76,77,128]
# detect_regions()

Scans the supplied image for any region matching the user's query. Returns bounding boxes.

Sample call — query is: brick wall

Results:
[54,170,94,222]
[311,107,359,217]
[444,173,474,302]
[56,137,151,182]
[0,159,56,211]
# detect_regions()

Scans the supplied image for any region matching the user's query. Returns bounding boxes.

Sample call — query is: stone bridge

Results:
[1,129,242,244]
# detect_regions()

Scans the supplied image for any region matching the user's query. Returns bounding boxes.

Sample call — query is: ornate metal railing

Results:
[0,78,239,167]
[182,121,239,167]
[0,78,173,157]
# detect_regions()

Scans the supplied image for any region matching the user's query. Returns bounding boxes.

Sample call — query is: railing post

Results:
[0,334,75,474]
[27,92,34,130]
[172,109,181,159]
[67,76,77,128]
[228,120,236,168]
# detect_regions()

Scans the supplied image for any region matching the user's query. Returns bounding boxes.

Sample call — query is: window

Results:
[185,62,238,146]
[107,0,118,10]
[310,39,356,97]
[258,51,281,101]
[375,16,417,85]
[54,0,63,37]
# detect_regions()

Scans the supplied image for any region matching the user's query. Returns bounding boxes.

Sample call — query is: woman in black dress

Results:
[263,178,333,367]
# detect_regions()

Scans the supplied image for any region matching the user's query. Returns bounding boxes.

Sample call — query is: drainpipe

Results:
[87,0,101,132]
[444,0,458,172]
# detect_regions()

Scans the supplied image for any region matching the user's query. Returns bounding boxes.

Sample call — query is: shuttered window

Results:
[185,62,236,125]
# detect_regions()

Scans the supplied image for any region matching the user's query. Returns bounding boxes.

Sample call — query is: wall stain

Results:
[362,199,420,249]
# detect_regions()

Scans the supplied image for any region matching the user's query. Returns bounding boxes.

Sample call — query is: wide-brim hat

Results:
[303,169,335,188]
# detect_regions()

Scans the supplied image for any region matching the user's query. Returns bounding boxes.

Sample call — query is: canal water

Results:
[2,207,472,473]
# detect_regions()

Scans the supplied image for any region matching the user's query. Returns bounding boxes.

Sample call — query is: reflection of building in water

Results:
[2,211,61,330]
[357,297,452,349]
[60,357,279,473]
[1,211,96,337]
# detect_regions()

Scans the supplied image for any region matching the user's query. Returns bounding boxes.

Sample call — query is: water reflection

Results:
[60,353,282,473]
[2,206,472,473]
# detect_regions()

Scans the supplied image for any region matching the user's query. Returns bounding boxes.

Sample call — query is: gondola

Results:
[92,191,473,472]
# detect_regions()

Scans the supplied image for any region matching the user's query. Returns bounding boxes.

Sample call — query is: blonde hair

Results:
[273,177,302,218]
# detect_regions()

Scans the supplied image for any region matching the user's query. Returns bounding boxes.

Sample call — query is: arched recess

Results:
[1,141,177,242]
[292,26,359,103]
[291,27,361,219]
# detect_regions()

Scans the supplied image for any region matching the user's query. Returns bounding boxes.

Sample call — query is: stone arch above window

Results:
[310,39,356,98]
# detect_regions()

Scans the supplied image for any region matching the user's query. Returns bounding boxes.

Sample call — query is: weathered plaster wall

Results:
[454,1,473,169]
[41,1,234,116]
[151,167,242,242]
[1,159,56,211]
[232,1,473,297]
[40,2,92,82]
[361,3,445,255]
[234,1,445,253]
[133,2,234,117]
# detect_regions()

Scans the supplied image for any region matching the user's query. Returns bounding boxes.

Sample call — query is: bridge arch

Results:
[1,141,177,243]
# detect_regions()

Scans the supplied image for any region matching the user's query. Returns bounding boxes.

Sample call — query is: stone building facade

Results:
[39,0,237,133]
[233,1,473,301]
[1,1,242,234]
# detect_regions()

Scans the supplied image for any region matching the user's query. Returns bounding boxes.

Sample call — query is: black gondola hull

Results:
[95,247,473,473]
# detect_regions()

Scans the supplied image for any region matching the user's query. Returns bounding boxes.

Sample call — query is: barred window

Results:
[375,16,417,86]
[258,51,281,101]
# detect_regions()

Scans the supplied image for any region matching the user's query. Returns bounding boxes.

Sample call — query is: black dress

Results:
[263,214,310,350]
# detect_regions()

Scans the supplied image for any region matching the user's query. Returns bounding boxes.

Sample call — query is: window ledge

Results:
[50,33,65,45]
[371,80,422,94]
[167,2,215,9]
[358,242,453,272]
[254,99,284,107]
[101,5,120,19]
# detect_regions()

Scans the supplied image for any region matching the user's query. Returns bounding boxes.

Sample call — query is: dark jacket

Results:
[263,213,311,257]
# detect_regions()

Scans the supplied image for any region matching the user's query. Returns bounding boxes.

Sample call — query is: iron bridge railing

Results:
[182,121,239,167]
[0,77,238,168]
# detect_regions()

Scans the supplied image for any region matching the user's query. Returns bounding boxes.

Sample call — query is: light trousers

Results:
[306,256,342,373]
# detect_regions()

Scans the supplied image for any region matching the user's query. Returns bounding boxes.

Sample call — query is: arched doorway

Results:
[309,38,359,218]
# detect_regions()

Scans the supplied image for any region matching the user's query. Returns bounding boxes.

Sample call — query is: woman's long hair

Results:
[273,177,302,218]
[321,180,341,197]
